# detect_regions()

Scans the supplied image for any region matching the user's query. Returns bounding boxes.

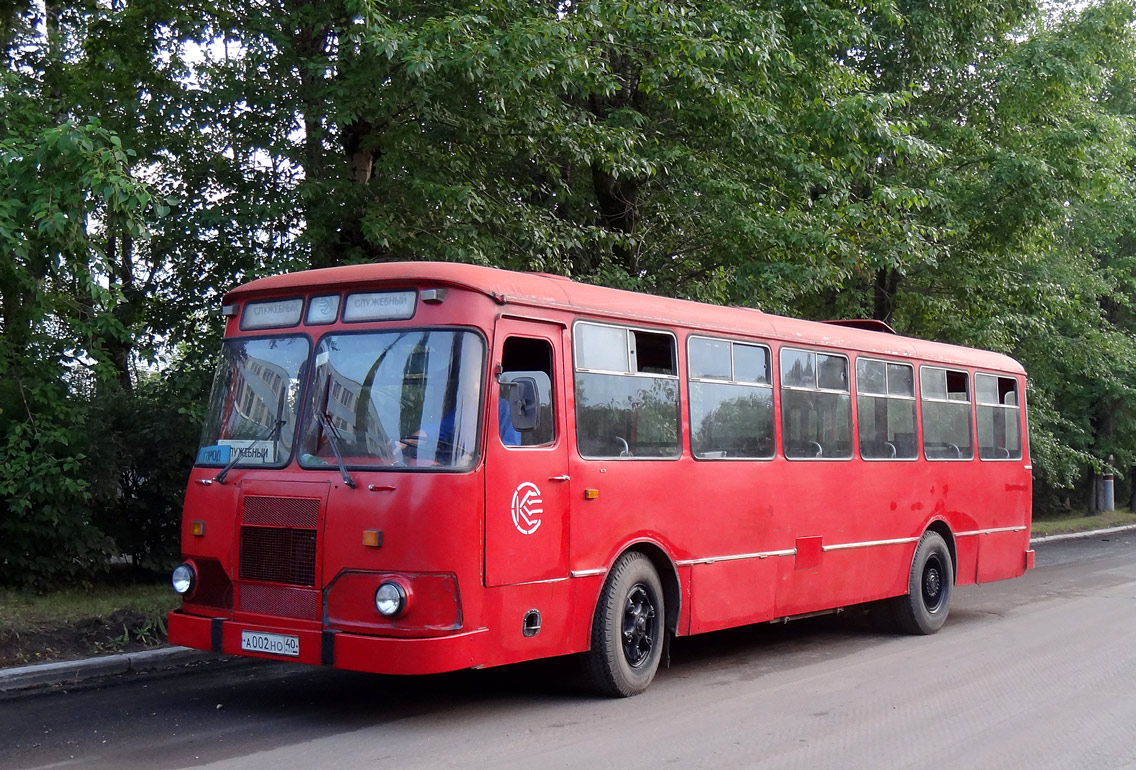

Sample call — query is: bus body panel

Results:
[688,558,780,634]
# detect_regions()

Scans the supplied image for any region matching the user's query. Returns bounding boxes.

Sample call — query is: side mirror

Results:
[504,377,540,432]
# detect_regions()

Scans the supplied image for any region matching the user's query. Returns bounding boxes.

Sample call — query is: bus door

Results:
[484,319,570,586]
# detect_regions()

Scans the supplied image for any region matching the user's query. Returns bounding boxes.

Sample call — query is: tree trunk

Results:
[873,267,900,324]
[590,162,639,268]
[1087,472,1102,515]
[1087,400,1115,515]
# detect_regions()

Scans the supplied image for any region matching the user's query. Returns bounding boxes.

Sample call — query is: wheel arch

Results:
[924,519,957,583]
[603,541,682,636]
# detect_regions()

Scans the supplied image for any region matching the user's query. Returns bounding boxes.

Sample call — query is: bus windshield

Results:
[196,336,310,468]
[298,329,485,470]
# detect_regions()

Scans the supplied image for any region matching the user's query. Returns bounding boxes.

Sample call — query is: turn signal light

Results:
[190,520,206,537]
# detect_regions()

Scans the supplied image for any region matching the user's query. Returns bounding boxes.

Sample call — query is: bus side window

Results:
[976,374,1022,460]
[574,322,680,459]
[921,367,974,460]
[779,348,852,460]
[856,358,917,460]
[500,337,556,447]
[688,336,774,460]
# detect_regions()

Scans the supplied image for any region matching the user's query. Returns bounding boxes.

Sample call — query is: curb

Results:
[2,525,1135,696]
[1029,523,1136,544]
[0,646,218,694]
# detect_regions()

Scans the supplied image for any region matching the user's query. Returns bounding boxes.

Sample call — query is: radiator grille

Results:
[239,583,321,620]
[239,526,317,586]
[242,496,320,528]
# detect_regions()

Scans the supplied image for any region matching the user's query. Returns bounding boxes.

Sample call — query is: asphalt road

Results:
[2,535,1135,770]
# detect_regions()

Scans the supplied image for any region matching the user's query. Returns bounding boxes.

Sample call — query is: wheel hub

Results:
[621,584,657,668]
[922,560,944,611]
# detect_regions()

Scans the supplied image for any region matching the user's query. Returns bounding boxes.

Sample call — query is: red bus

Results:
[168,262,1033,696]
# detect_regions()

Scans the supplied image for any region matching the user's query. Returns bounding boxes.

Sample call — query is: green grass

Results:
[1030,508,1136,538]
[0,582,180,666]
[0,583,178,634]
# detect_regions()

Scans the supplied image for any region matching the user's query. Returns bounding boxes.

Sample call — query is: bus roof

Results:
[229,262,1025,375]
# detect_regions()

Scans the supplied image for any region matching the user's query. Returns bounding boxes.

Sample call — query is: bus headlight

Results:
[375,581,408,617]
[172,562,197,596]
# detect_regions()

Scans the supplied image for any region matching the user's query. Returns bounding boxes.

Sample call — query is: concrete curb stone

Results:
[0,646,218,694]
[2,524,1134,695]
[1029,522,1136,544]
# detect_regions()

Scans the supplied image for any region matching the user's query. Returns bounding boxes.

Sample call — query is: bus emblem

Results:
[511,482,543,535]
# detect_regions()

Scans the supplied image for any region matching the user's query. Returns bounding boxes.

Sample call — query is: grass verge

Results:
[1029,509,1136,538]
[0,582,179,668]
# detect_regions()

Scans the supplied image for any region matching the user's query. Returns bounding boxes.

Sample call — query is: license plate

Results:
[240,630,300,657]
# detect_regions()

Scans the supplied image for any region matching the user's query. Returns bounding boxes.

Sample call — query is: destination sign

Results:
[342,290,417,322]
[240,298,303,330]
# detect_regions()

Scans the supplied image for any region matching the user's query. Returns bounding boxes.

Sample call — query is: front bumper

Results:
[168,610,487,675]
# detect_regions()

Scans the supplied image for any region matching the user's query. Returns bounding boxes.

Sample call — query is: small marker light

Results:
[190,520,206,537]
[584,489,600,500]
[362,529,383,548]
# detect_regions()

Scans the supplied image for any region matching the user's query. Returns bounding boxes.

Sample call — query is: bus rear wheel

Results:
[891,530,953,635]
[584,552,664,697]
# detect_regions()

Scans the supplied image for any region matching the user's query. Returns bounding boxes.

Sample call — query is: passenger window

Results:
[499,337,556,447]
[856,358,917,460]
[921,367,974,460]
[976,374,1022,460]
[780,348,852,459]
[688,337,774,460]
[576,324,630,372]
[689,337,732,380]
[574,322,679,459]
[780,349,815,389]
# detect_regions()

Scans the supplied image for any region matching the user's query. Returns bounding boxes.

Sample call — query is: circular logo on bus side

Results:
[511,482,543,535]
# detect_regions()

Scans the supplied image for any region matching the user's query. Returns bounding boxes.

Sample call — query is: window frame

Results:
[974,371,1023,462]
[855,356,919,462]
[779,346,853,462]
[919,365,975,462]
[196,332,312,469]
[573,320,679,379]
[297,326,489,473]
[687,334,775,461]
[572,320,681,461]
[498,335,559,450]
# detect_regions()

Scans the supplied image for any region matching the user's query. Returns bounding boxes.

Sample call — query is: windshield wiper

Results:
[214,418,286,484]
[316,411,357,489]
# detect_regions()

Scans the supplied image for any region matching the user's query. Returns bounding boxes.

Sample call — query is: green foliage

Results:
[0,116,158,587]
[0,379,111,588]
[3,0,1136,587]
[85,365,214,575]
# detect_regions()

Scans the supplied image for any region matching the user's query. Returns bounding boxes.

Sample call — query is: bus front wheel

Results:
[584,552,664,697]
[891,530,953,635]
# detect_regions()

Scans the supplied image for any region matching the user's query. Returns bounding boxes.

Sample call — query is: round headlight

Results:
[172,562,196,596]
[375,581,407,617]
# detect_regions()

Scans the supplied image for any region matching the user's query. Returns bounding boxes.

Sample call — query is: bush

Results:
[0,374,112,589]
[86,366,212,576]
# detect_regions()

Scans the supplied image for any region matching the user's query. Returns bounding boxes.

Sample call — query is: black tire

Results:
[891,530,953,635]
[583,552,665,697]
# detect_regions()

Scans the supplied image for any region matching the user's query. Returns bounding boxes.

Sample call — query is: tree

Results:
[4,0,1136,585]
